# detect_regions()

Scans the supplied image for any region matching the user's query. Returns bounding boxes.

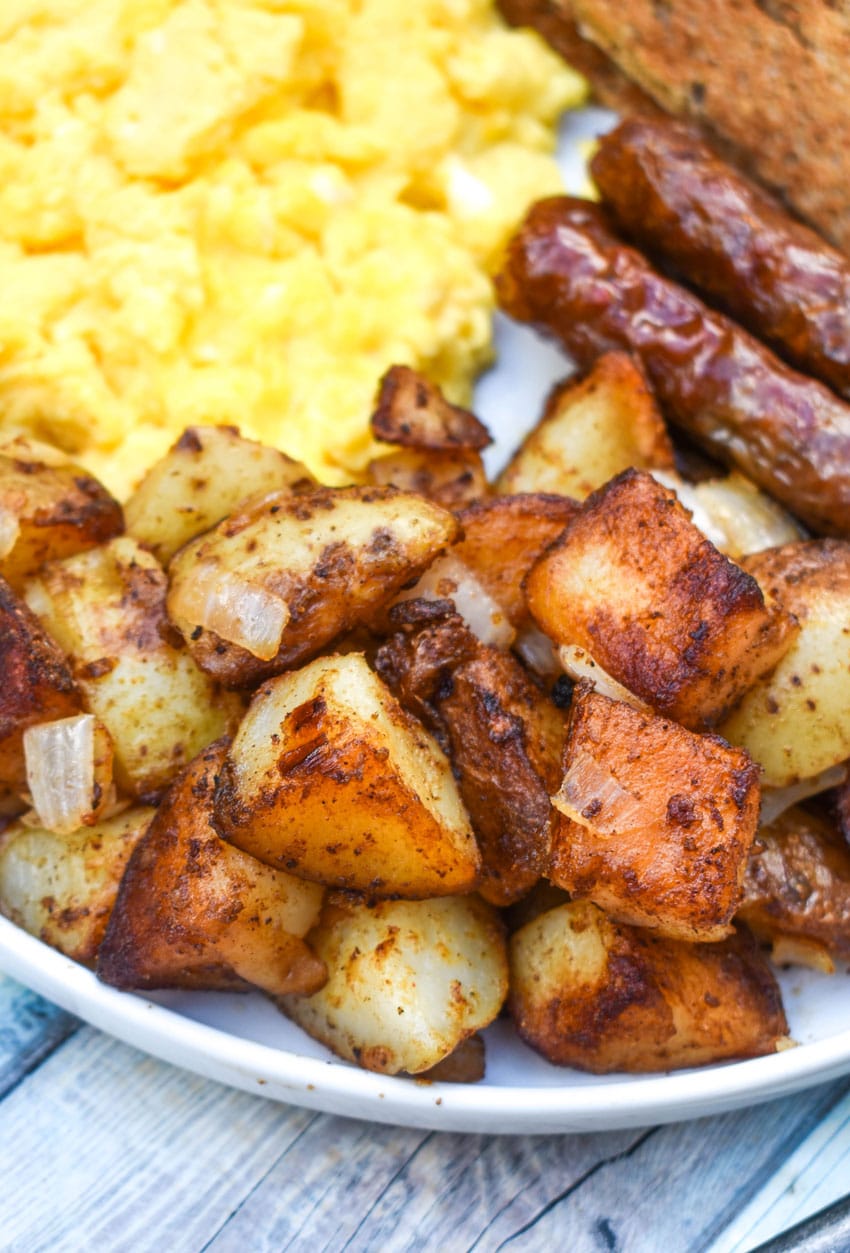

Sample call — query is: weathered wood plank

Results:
[707,1086,850,1252]
[0,973,78,1098]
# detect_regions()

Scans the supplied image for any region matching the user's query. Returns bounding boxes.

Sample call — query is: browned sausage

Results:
[591,117,850,399]
[496,196,850,536]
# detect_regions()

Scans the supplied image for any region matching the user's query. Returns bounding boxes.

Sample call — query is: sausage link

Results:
[496,196,850,536]
[591,117,850,399]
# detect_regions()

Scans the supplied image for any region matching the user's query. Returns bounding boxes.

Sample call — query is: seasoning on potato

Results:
[0,1,584,500]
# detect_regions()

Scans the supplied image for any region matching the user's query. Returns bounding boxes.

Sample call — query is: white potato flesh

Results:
[0,806,154,962]
[280,895,508,1074]
[124,425,315,566]
[24,537,240,797]
[721,541,850,787]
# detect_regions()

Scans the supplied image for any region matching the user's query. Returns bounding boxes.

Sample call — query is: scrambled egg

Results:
[0,1,584,498]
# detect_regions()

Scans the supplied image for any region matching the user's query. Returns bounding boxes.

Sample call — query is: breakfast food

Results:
[498,0,850,254]
[591,118,850,399]
[0,1,584,499]
[496,197,850,535]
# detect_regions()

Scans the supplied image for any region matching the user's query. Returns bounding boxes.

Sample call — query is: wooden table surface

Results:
[3,972,849,1253]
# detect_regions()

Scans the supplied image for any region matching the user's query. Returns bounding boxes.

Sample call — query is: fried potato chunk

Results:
[376,610,566,905]
[167,485,459,688]
[24,537,240,798]
[0,437,123,591]
[739,805,850,970]
[550,685,760,941]
[497,353,674,498]
[124,425,316,567]
[0,576,81,790]
[371,365,492,451]
[509,902,787,1073]
[526,469,796,729]
[97,742,326,996]
[453,493,579,628]
[279,893,507,1075]
[215,653,480,898]
[367,447,489,511]
[0,806,153,964]
[721,541,850,786]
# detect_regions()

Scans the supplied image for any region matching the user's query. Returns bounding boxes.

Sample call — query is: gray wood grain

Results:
[0,973,78,1098]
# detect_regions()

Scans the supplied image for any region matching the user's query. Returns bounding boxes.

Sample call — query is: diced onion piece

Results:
[168,561,290,660]
[0,505,19,559]
[558,645,650,713]
[759,764,848,827]
[514,626,562,679]
[24,714,111,835]
[551,755,646,832]
[770,936,835,974]
[652,470,803,559]
[395,553,515,649]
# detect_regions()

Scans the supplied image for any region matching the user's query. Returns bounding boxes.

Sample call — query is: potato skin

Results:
[168,485,459,688]
[739,806,850,964]
[526,468,796,729]
[0,438,123,591]
[370,365,492,451]
[0,806,154,964]
[550,684,760,941]
[367,448,489,512]
[97,741,326,996]
[509,901,787,1073]
[214,653,480,898]
[279,892,507,1075]
[0,576,81,789]
[24,537,241,798]
[376,610,567,905]
[722,540,850,786]
[452,493,579,628]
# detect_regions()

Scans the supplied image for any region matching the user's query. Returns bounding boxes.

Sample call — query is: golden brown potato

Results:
[24,537,241,798]
[550,685,760,941]
[215,652,480,898]
[97,742,326,996]
[0,806,154,964]
[721,541,850,786]
[739,805,850,970]
[279,893,507,1075]
[0,576,81,790]
[371,365,492,451]
[367,447,489,511]
[497,353,674,498]
[124,424,316,567]
[167,485,459,688]
[509,901,787,1073]
[452,493,579,628]
[526,469,797,729]
[376,611,566,905]
[0,437,123,591]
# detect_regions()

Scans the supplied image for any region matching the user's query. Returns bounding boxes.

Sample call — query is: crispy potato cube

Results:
[0,437,123,591]
[371,365,492,451]
[739,805,850,969]
[376,612,566,905]
[497,353,674,498]
[526,469,796,729]
[215,653,480,897]
[550,685,760,941]
[97,742,326,996]
[367,447,488,511]
[0,576,81,790]
[721,541,850,786]
[509,902,787,1073]
[0,806,154,964]
[167,485,459,688]
[124,425,316,567]
[452,494,579,628]
[279,893,507,1075]
[24,537,240,798]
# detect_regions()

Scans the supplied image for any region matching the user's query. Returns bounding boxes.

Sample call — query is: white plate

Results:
[4,108,850,1134]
